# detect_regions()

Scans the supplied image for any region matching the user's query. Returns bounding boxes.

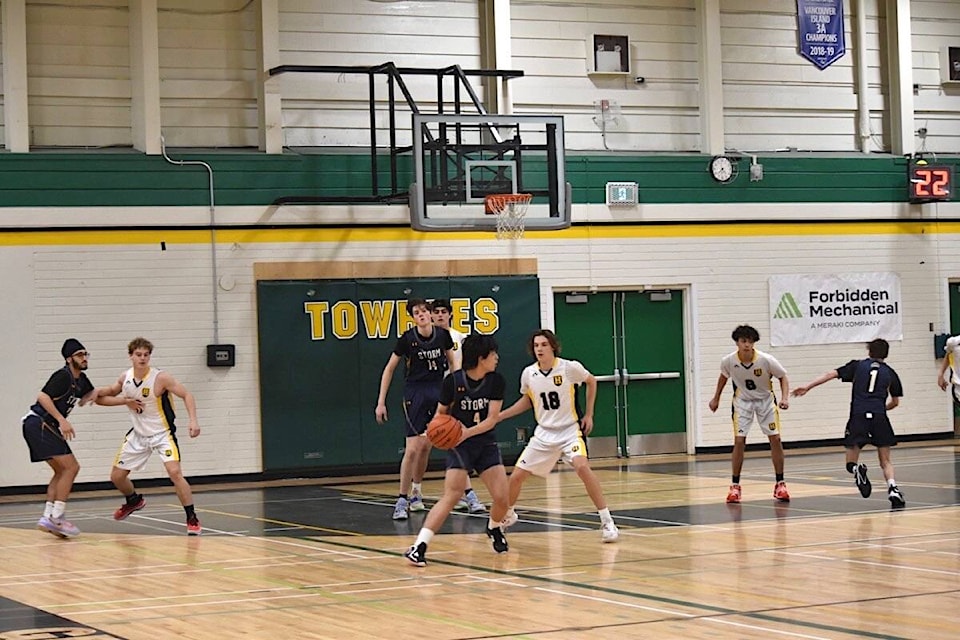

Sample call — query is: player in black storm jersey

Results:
[793,339,906,507]
[21,338,98,538]
[375,298,455,520]
[404,334,511,567]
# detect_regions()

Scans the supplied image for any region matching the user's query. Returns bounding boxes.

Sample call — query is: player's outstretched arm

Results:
[94,375,130,407]
[791,370,839,396]
[498,395,532,421]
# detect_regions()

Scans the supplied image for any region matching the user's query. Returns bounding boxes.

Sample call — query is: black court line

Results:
[3,459,957,538]
[0,594,127,639]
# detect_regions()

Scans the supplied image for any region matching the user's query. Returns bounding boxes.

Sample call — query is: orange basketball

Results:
[427,414,464,450]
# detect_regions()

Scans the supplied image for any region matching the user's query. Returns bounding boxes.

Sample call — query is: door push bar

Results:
[594,371,621,384]
[595,370,681,386]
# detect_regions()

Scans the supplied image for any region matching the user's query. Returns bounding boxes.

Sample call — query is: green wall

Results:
[257,275,540,472]
[1,151,956,209]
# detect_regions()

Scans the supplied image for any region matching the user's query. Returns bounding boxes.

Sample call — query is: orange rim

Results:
[484,193,532,215]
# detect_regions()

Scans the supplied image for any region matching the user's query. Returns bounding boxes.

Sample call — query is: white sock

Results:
[43,501,54,518]
[888,479,897,488]
[52,500,67,520]
[414,528,434,547]
[411,482,422,497]
[487,517,503,530]
[598,507,613,525]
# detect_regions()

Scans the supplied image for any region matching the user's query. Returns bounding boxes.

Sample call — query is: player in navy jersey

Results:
[793,339,905,507]
[21,338,99,538]
[404,334,511,566]
[430,298,486,514]
[376,298,456,519]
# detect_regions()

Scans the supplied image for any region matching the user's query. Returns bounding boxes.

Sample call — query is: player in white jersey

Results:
[498,330,619,543]
[96,337,202,535]
[430,298,486,514]
[937,334,960,405]
[708,325,791,504]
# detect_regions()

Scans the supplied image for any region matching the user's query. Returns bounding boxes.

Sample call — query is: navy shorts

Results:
[22,414,73,462]
[402,382,441,437]
[446,437,503,475]
[844,413,897,449]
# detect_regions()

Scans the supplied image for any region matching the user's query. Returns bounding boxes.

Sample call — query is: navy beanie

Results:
[61,338,86,359]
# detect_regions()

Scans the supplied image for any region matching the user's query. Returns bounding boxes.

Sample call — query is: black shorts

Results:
[22,414,73,462]
[844,413,897,449]
[445,437,503,475]
[402,383,441,437]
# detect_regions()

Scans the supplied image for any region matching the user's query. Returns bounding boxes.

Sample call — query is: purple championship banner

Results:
[796,0,846,70]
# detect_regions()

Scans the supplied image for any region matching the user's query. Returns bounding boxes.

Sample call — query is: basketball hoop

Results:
[484,193,532,240]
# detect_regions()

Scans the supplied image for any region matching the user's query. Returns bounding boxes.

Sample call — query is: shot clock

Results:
[908,162,953,203]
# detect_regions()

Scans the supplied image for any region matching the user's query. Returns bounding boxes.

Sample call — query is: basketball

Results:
[427,414,464,449]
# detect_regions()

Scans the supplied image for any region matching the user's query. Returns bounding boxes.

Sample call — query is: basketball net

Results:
[485,193,532,240]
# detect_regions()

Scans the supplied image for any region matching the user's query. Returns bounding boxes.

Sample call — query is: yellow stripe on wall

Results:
[3,221,960,246]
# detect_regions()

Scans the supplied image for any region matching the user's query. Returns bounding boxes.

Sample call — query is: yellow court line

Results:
[195,506,363,537]
[3,219,960,245]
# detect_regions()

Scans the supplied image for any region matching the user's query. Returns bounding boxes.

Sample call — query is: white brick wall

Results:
[2,200,958,487]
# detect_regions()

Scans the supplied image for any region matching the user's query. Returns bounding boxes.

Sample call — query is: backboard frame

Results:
[410,113,571,232]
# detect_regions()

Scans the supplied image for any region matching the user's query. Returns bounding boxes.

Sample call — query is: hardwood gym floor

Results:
[0,442,957,639]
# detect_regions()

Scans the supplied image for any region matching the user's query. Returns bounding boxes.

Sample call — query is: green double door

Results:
[553,290,687,457]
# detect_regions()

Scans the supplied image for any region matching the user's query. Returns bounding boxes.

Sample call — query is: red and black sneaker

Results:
[773,481,791,503]
[113,496,145,521]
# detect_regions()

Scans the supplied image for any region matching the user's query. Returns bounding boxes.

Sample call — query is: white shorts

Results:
[953,384,960,405]
[515,426,588,477]
[732,396,781,437]
[114,430,181,471]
